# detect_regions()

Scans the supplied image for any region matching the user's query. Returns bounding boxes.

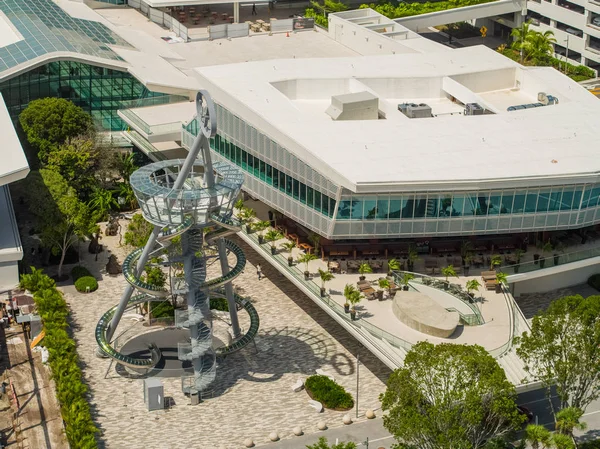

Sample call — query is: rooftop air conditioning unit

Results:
[465,103,484,116]
[406,103,432,119]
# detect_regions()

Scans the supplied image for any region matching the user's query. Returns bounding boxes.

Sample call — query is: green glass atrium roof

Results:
[0,0,132,73]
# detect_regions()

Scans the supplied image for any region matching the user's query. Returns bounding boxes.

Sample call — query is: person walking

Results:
[252,3,257,15]
[256,263,262,280]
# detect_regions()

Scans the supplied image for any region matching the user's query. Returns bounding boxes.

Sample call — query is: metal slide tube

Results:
[105,226,160,342]
[217,238,241,338]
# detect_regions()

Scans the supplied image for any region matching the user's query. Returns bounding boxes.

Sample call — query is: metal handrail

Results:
[392,270,485,325]
[500,245,600,274]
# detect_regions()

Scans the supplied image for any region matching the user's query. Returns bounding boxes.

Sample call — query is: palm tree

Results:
[343,283,356,312]
[358,262,372,281]
[441,265,458,285]
[347,289,362,320]
[116,152,137,182]
[525,424,552,449]
[378,278,391,298]
[318,268,335,297]
[387,258,400,276]
[280,241,296,266]
[556,407,587,444]
[511,20,536,57]
[264,229,283,254]
[527,30,556,62]
[297,253,318,280]
[466,279,481,298]
[88,188,118,221]
[252,220,271,243]
[117,182,137,210]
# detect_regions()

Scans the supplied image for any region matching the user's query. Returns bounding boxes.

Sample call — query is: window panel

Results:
[537,190,550,213]
[450,195,464,217]
[463,194,477,216]
[413,196,426,218]
[512,191,526,213]
[377,197,389,220]
[548,188,562,211]
[389,197,402,219]
[438,195,452,217]
[488,194,501,215]
[364,198,377,220]
[351,198,363,220]
[500,192,513,214]
[337,199,351,219]
[561,188,574,211]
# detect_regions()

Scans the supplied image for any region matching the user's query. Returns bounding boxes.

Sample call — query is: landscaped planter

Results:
[320,287,326,297]
[304,271,310,280]
[270,247,277,255]
[350,310,357,320]
[344,304,350,313]
[288,257,293,267]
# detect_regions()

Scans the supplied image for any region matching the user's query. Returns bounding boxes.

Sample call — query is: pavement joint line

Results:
[583,410,600,417]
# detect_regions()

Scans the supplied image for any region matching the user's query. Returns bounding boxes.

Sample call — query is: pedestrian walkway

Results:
[262,417,394,449]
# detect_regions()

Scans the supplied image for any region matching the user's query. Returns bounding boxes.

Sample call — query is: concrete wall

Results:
[510,257,600,295]
[329,14,417,55]
[396,0,524,32]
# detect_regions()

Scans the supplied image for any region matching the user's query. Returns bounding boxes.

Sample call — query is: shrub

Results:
[143,265,166,288]
[152,301,174,318]
[210,297,229,312]
[71,266,92,282]
[124,213,153,247]
[19,269,98,447]
[588,273,600,292]
[74,276,98,293]
[305,375,354,410]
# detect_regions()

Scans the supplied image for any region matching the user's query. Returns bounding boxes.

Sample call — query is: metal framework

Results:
[96,91,259,393]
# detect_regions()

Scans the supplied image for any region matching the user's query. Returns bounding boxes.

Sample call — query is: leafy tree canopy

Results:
[46,136,99,197]
[380,342,523,449]
[19,98,94,162]
[25,169,97,278]
[515,295,600,414]
[124,213,154,247]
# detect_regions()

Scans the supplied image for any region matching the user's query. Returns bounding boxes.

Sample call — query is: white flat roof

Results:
[0,94,29,186]
[195,47,600,192]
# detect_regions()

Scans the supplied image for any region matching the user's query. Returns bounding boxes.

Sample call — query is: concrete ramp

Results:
[395,0,525,32]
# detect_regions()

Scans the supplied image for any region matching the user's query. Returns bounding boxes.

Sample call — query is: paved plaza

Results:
[60,220,391,449]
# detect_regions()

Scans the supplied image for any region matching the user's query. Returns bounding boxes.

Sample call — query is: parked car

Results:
[565,27,583,37]
[592,16,600,27]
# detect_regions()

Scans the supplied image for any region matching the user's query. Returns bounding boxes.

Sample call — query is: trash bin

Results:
[190,391,200,406]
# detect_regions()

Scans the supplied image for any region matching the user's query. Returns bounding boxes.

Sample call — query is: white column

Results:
[234,2,240,23]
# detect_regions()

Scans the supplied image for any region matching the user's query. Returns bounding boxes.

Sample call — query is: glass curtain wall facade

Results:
[0,61,165,130]
[185,105,339,236]
[333,186,600,238]
[183,108,600,239]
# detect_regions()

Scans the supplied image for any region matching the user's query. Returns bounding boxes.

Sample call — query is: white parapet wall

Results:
[508,256,600,296]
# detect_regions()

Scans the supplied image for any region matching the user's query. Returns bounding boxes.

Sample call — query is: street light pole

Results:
[565,35,570,74]
[356,352,360,419]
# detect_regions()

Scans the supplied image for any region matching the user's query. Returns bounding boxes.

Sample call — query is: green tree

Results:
[555,407,587,444]
[514,295,600,415]
[19,98,94,163]
[46,136,99,197]
[511,21,556,62]
[26,170,97,279]
[441,264,458,283]
[88,187,118,221]
[143,265,166,288]
[380,342,523,449]
[526,424,552,449]
[114,151,138,183]
[306,436,357,449]
[116,182,138,210]
[124,213,154,247]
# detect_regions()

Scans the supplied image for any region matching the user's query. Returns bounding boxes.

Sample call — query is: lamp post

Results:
[356,352,360,419]
[565,35,570,73]
[520,3,528,63]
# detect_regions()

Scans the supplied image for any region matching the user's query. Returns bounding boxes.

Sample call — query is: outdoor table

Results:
[288,233,299,243]
[222,13,229,20]
[299,243,313,253]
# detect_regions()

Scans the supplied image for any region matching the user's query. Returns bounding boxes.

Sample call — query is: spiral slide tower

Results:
[96,91,259,393]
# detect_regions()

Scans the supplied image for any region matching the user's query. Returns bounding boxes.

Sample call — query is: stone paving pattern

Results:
[515,283,599,321]
[61,222,390,449]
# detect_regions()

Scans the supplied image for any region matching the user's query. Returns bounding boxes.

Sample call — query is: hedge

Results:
[360,0,496,20]
[71,266,92,282]
[19,267,98,448]
[588,273,600,292]
[305,375,354,410]
[74,276,98,293]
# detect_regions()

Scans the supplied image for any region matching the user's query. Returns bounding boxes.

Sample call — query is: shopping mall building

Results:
[1,0,600,277]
